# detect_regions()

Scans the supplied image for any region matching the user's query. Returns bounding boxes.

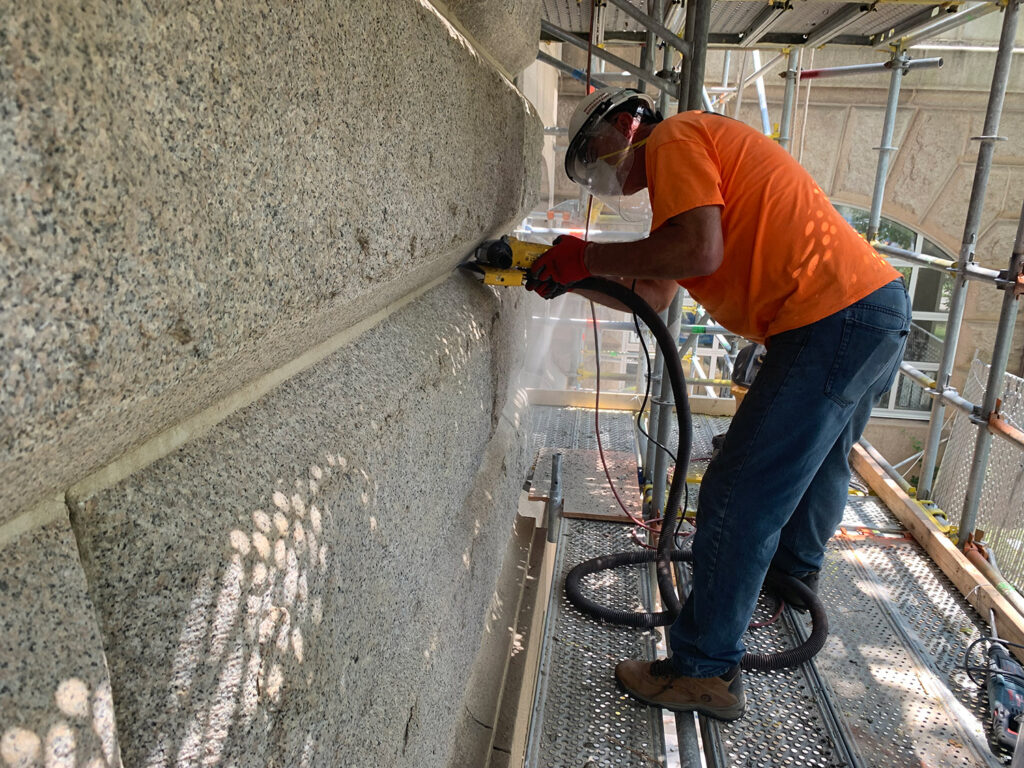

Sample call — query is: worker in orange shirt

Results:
[528,87,909,721]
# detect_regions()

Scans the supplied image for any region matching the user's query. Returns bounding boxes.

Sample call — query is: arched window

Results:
[834,204,954,419]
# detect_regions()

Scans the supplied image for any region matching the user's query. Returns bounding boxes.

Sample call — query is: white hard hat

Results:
[564,87,657,187]
[564,87,658,222]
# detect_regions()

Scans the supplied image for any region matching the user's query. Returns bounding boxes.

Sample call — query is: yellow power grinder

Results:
[461,236,550,287]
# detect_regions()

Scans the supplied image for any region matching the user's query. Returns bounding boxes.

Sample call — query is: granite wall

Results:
[2,0,541,764]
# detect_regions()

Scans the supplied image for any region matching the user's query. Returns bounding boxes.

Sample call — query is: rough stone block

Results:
[798,105,854,195]
[445,0,543,76]
[832,105,915,203]
[67,276,529,767]
[977,217,1024,269]
[0,516,122,767]
[1,0,542,524]
[887,110,976,223]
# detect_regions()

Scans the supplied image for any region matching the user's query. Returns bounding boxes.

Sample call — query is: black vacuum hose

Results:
[563,277,828,670]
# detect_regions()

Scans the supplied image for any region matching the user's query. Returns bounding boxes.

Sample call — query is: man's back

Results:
[645,111,899,342]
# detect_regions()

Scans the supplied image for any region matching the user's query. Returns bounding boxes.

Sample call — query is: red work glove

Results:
[524,278,568,300]
[529,235,591,286]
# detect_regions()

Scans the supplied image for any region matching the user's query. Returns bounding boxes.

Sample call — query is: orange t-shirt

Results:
[646,111,900,343]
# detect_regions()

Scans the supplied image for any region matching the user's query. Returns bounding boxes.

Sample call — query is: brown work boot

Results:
[614,658,746,721]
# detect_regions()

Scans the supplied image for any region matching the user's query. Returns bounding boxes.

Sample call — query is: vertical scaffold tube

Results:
[866,49,908,242]
[659,38,674,116]
[753,50,772,135]
[652,292,684,517]
[732,50,748,118]
[917,0,1021,501]
[639,0,661,94]
[957,203,1024,542]
[685,0,712,113]
[778,48,800,151]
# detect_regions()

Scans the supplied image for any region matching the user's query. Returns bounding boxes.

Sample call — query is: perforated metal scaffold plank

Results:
[529,519,665,767]
[527,407,1003,768]
[526,407,665,768]
[817,491,999,768]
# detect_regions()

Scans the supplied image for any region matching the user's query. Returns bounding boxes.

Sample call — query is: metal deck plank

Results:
[528,518,666,768]
[527,406,1001,767]
[526,406,665,768]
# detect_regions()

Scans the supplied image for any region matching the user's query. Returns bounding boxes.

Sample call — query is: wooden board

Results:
[851,443,1024,659]
[525,389,737,416]
[530,448,642,523]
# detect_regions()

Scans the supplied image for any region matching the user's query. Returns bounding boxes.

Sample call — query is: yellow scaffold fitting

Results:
[916,498,958,539]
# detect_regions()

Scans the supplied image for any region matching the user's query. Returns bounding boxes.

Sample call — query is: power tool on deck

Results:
[985,627,1024,756]
[461,235,551,286]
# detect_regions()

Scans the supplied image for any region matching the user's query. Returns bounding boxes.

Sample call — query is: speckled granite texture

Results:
[68,275,529,766]
[445,0,543,75]
[0,520,122,767]
[1,0,541,525]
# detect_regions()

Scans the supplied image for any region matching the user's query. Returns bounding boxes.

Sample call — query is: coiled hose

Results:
[563,277,828,671]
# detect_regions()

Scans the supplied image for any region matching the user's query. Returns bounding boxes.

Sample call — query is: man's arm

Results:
[572,278,679,314]
[587,205,724,281]
[576,205,724,313]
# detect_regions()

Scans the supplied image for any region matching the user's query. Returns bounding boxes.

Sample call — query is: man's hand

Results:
[525,278,568,300]
[529,235,591,286]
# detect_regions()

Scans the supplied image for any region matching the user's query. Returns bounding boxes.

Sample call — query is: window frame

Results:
[831,203,954,421]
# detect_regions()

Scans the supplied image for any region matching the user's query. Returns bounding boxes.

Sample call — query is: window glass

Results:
[833,204,869,236]
[912,260,954,313]
[905,321,946,364]
[921,239,954,311]
[832,205,954,418]
[876,219,915,250]
[894,375,932,412]
[834,204,915,248]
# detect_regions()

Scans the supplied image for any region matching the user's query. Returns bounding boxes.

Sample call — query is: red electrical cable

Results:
[590,300,660,535]
[749,599,785,629]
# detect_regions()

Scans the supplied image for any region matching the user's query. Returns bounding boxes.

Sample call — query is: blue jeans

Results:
[669,279,910,677]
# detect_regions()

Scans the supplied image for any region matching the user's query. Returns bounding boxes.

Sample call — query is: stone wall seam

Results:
[64,272,452,507]
[63,276,530,765]
[0,518,127,766]
[920,162,966,227]
[0,493,68,548]
[419,0,516,85]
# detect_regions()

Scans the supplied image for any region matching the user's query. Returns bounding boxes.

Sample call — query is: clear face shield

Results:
[565,103,653,224]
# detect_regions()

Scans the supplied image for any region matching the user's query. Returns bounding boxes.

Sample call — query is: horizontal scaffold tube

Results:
[876,243,1006,285]
[899,363,977,417]
[858,437,913,494]
[898,363,1024,450]
[541,20,678,95]
[536,50,610,89]
[798,57,943,80]
[603,0,692,58]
